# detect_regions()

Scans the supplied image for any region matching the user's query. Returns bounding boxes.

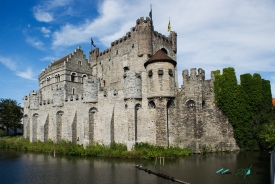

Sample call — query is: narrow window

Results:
[56,74,60,82]
[168,69,173,77]
[82,74,87,83]
[148,70,153,77]
[158,69,164,75]
[71,73,76,82]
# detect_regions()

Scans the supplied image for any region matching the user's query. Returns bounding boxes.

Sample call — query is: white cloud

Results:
[0,56,17,71]
[26,37,44,49]
[40,56,56,62]
[33,0,72,22]
[41,27,51,37]
[16,68,36,81]
[0,56,36,80]
[48,0,275,96]
[52,0,140,47]
[33,7,54,23]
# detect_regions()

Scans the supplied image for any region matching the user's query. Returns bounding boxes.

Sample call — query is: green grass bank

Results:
[0,136,192,159]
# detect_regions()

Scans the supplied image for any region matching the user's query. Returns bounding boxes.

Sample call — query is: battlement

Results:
[99,48,111,57]
[136,17,152,27]
[182,68,217,83]
[89,32,132,63]
[182,68,205,82]
[111,31,132,48]
[153,31,171,44]
[29,90,38,96]
[89,16,176,63]
[211,70,216,80]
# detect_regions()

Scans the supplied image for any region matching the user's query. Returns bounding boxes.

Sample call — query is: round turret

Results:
[144,50,177,98]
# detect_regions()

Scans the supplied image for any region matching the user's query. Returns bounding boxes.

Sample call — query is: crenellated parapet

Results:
[182,68,205,83]
[210,70,216,81]
[136,17,152,32]
[153,31,171,44]
[111,31,132,48]
[89,31,133,65]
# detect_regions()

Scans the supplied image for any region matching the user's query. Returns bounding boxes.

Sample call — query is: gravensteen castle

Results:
[23,16,239,152]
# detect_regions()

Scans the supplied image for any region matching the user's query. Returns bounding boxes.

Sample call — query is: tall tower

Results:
[136,17,153,57]
[144,49,177,147]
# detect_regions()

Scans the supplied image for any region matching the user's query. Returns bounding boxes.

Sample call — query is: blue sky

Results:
[0,0,275,106]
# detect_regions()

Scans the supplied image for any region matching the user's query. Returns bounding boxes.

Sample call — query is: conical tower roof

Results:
[144,49,177,68]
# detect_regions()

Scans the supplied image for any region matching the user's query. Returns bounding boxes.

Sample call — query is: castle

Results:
[23,16,239,152]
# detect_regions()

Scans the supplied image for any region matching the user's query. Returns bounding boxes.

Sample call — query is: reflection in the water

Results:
[0,150,270,184]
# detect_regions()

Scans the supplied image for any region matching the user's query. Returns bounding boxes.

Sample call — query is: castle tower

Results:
[144,49,177,147]
[169,31,177,54]
[136,17,153,56]
[144,49,177,98]
[89,48,99,68]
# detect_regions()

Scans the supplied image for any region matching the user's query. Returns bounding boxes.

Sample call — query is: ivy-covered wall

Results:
[214,67,274,150]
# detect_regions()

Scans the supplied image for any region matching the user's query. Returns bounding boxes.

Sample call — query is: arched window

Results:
[186,100,196,108]
[88,107,97,143]
[89,107,97,113]
[56,111,64,142]
[82,74,87,83]
[46,77,50,85]
[71,73,76,82]
[55,74,60,82]
[161,48,168,54]
[148,100,156,108]
[32,113,39,142]
[78,61,82,65]
[135,103,141,142]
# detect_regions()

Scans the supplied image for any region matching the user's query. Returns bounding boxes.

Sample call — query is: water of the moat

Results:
[0,149,270,184]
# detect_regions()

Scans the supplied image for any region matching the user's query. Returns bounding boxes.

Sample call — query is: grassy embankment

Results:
[0,136,192,159]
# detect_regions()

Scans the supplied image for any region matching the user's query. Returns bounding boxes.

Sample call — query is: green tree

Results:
[259,121,275,149]
[214,68,274,150]
[0,98,23,135]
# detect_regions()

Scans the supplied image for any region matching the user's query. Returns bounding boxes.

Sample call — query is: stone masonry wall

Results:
[24,16,239,153]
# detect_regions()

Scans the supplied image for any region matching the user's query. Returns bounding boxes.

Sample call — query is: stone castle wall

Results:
[23,16,239,153]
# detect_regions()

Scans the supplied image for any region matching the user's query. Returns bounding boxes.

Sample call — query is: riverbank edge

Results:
[0,136,193,159]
